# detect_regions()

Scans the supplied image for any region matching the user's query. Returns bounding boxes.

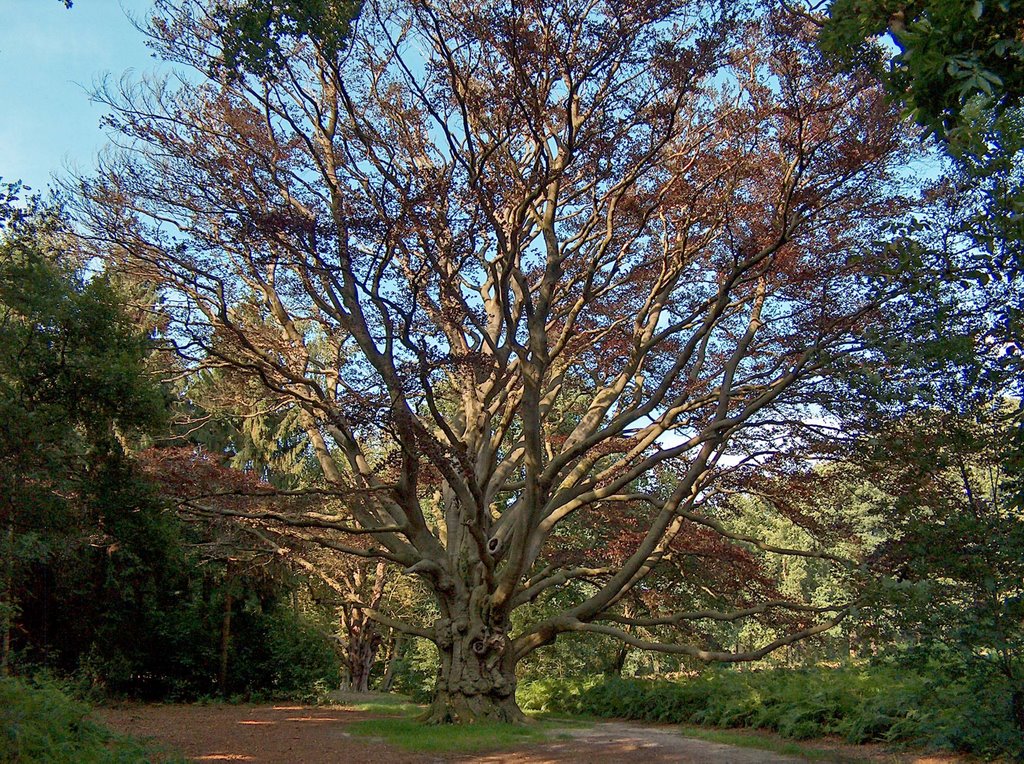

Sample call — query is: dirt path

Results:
[96,704,429,763]
[471,721,802,763]
[95,703,962,764]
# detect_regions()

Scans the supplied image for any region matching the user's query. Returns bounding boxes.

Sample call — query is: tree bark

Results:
[1,523,14,676]
[338,560,388,692]
[379,632,402,693]
[218,583,234,697]
[423,597,525,724]
[346,622,381,693]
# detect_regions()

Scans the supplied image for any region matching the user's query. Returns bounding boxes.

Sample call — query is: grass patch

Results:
[330,690,423,716]
[348,717,549,754]
[345,700,423,715]
[527,714,593,728]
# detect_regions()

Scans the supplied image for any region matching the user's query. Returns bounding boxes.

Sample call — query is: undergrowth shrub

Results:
[388,637,438,703]
[0,675,176,763]
[230,602,340,700]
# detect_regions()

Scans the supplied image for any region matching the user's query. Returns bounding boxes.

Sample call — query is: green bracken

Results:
[0,676,184,763]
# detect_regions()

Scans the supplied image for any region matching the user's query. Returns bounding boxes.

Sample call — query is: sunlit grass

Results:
[348,717,550,753]
[346,700,423,715]
[526,711,601,726]
[330,691,422,716]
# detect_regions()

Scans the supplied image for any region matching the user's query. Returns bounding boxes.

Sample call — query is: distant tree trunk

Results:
[218,565,235,697]
[605,603,635,677]
[379,632,403,693]
[1,523,13,676]
[338,561,389,693]
[347,623,381,692]
[604,644,629,677]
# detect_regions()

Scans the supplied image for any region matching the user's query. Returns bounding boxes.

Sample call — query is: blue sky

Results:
[0,0,159,195]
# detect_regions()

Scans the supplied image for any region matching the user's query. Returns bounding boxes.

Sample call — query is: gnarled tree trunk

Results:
[423,593,524,724]
[336,560,388,692]
[344,621,382,693]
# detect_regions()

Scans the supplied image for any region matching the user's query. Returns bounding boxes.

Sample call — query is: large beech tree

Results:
[79,0,918,722]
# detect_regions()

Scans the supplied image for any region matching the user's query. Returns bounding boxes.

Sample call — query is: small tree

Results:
[79,0,920,721]
[849,406,1024,742]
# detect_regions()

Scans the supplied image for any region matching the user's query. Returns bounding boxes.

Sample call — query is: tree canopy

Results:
[73,0,932,722]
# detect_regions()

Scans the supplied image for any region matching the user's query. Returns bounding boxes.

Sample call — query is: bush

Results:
[226,601,341,701]
[0,675,177,763]
[387,638,438,703]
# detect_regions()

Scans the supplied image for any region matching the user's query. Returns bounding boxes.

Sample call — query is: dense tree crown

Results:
[78,0,920,721]
[0,190,167,675]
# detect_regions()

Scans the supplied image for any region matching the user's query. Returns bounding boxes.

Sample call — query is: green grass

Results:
[330,690,423,716]
[527,714,593,727]
[345,700,423,715]
[348,717,550,754]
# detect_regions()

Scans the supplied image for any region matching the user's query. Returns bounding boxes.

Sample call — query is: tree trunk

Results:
[423,600,525,724]
[337,560,387,693]
[604,644,628,678]
[1,523,14,676]
[379,632,402,693]
[218,588,233,697]
[346,622,381,693]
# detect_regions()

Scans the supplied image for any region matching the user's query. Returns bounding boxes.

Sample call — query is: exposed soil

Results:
[94,703,970,764]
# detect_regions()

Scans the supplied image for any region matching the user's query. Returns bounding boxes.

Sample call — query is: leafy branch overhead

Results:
[821,0,1024,135]
[210,0,363,79]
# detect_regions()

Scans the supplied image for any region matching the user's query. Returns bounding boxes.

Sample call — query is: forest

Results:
[1,0,1023,760]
